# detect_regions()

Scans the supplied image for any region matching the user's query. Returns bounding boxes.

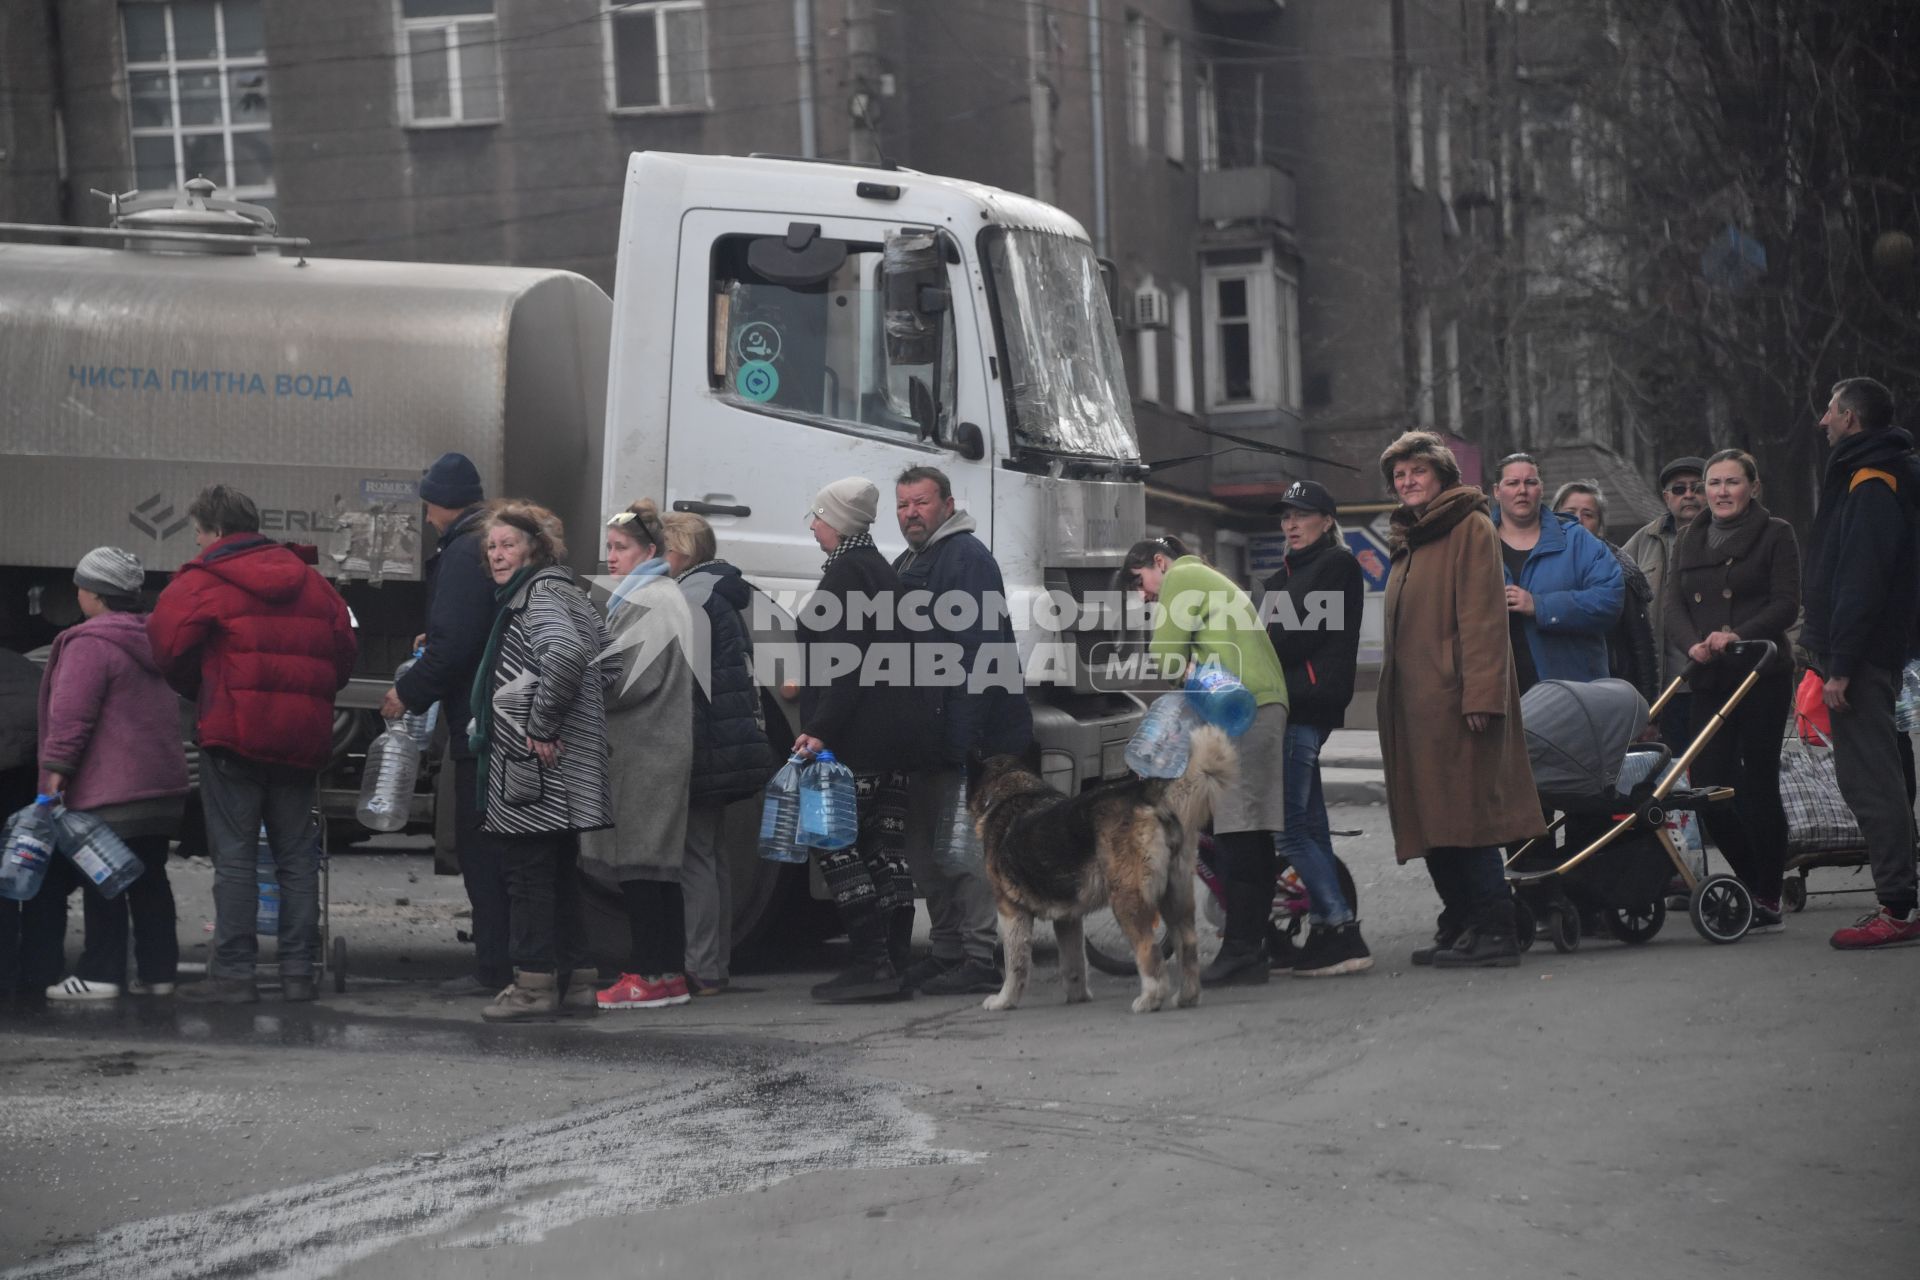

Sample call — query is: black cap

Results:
[1658,456,1707,487]
[419,452,484,508]
[1269,479,1337,516]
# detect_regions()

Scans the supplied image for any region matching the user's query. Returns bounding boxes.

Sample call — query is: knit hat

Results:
[419,452,484,508]
[807,477,879,537]
[74,546,144,599]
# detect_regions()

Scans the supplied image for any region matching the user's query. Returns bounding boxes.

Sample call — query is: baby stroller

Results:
[1505,641,1778,951]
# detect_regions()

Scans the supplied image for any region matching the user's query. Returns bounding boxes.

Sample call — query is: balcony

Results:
[1199,165,1297,232]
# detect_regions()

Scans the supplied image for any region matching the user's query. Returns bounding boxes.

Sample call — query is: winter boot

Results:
[813,912,911,1003]
[1200,880,1272,987]
[482,969,561,1021]
[1432,902,1521,969]
[561,967,601,1013]
[887,905,917,975]
[1410,911,1468,967]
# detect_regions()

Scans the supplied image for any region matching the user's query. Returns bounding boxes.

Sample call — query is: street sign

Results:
[1343,528,1392,592]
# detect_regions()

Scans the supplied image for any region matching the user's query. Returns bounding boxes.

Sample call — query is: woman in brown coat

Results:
[1662,448,1800,931]
[1377,432,1544,968]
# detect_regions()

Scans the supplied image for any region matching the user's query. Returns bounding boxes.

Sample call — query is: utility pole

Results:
[1027,1,1055,203]
[845,0,882,163]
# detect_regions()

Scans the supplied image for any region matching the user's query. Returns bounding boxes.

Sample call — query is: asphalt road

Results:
[2,806,1915,1279]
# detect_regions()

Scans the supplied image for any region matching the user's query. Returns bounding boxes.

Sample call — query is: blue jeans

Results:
[1275,723,1352,924]
[201,749,320,981]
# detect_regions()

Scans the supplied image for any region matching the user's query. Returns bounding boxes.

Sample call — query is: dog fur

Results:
[967,727,1237,1013]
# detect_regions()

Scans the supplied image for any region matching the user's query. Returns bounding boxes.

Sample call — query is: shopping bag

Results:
[1780,734,1865,856]
[1794,669,1832,745]
[1895,658,1920,734]
[1660,768,1706,881]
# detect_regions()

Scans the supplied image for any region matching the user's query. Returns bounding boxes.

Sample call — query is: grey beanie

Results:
[74,546,145,598]
[808,477,879,537]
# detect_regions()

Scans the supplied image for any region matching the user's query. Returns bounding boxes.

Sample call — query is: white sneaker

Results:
[128,978,176,996]
[46,976,120,1001]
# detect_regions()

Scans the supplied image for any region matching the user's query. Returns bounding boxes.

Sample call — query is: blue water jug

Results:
[393,649,441,752]
[796,751,859,851]
[1186,666,1258,737]
[256,826,281,936]
[758,755,807,863]
[0,796,58,902]
[54,806,145,899]
[1125,693,1203,778]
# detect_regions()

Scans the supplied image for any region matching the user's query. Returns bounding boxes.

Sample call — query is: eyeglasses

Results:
[1666,481,1703,496]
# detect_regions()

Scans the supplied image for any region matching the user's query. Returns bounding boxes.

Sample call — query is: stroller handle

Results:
[1679,638,1777,683]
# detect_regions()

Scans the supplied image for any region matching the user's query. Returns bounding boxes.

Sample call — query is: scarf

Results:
[467,564,539,793]
[1387,485,1490,552]
[607,555,672,615]
[822,530,875,573]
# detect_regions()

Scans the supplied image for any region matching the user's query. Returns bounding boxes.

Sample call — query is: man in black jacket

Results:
[380,453,510,992]
[893,466,1031,996]
[1262,481,1372,976]
[1804,379,1920,949]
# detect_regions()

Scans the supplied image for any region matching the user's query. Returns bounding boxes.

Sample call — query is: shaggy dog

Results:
[967,728,1237,1013]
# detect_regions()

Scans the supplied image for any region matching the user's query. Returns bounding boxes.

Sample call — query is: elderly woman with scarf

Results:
[469,502,615,1022]
[1376,432,1544,969]
[581,499,699,1011]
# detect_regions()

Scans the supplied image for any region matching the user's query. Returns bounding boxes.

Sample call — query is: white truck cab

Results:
[602,152,1149,797]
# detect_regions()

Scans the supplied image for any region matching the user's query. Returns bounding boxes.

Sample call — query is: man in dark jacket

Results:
[893,466,1031,996]
[1262,480,1371,976]
[1803,378,1920,949]
[379,453,508,995]
[148,485,357,1003]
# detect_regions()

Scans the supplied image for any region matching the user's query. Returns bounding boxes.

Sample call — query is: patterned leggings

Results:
[814,769,915,919]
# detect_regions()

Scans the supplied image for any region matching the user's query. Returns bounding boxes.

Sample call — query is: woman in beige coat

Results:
[1377,432,1544,968]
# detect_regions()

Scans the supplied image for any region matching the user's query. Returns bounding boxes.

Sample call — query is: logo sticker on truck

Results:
[736,360,780,403]
[128,493,189,541]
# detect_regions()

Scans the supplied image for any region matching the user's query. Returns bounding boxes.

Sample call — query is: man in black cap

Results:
[379,452,508,995]
[1622,455,1707,743]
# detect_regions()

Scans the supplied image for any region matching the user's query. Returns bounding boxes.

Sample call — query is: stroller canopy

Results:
[1520,678,1651,800]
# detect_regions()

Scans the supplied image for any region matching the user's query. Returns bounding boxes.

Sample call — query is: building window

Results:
[1415,304,1435,427]
[606,1,710,113]
[398,1,501,126]
[1170,284,1194,414]
[1444,319,1462,432]
[1162,34,1184,164]
[1196,62,1218,171]
[1407,68,1426,190]
[122,0,272,201]
[1202,253,1299,412]
[1125,13,1149,150]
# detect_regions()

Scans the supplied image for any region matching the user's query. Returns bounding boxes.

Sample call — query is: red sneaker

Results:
[1829,907,1920,951]
[597,973,692,1009]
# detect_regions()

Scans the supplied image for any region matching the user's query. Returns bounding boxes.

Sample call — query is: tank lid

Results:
[106,178,278,254]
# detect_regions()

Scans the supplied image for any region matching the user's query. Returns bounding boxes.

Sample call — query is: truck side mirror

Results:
[953,421,986,462]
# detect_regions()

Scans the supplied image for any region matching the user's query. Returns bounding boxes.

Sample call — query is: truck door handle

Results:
[673,499,752,518]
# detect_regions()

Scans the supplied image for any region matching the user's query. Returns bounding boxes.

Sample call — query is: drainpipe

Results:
[793,0,817,157]
[1087,0,1108,254]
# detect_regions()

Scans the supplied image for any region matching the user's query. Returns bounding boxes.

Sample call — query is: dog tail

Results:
[1157,724,1238,844]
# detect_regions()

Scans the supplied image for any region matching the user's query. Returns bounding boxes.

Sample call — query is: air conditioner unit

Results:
[1131,285,1170,330]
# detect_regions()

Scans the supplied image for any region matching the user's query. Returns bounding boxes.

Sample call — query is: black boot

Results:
[886,905,916,976]
[1432,900,1520,969]
[1200,880,1272,987]
[1410,910,1467,967]
[812,912,911,1003]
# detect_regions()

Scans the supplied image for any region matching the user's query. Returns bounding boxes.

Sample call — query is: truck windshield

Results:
[983,228,1140,461]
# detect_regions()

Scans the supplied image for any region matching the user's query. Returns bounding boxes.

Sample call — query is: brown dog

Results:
[967,727,1236,1013]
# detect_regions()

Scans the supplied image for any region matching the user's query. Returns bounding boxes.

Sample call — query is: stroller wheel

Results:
[1548,908,1580,954]
[1689,874,1753,944]
[1511,899,1537,953]
[1782,876,1808,914]
[1605,899,1666,945]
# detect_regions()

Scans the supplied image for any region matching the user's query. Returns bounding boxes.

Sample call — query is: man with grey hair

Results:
[1622,457,1708,740]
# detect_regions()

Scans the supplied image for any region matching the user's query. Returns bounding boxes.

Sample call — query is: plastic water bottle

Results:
[1186,666,1258,737]
[53,807,145,899]
[1126,693,1202,778]
[356,720,421,832]
[393,649,441,752]
[256,826,280,936]
[0,796,58,902]
[758,755,807,863]
[796,751,859,851]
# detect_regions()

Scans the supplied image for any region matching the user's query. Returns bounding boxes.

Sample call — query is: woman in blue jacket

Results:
[1489,454,1624,691]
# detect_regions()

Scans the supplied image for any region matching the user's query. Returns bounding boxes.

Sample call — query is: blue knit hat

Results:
[419,452,484,508]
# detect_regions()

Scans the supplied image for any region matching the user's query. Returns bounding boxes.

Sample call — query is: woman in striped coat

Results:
[468,502,616,1022]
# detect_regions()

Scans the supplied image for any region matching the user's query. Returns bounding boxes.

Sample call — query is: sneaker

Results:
[282,977,317,1003]
[918,957,1004,996]
[1830,906,1920,951]
[597,973,692,1009]
[1267,924,1299,971]
[176,976,260,1004]
[1749,899,1785,935]
[46,977,119,1001]
[898,954,958,992]
[1293,922,1374,978]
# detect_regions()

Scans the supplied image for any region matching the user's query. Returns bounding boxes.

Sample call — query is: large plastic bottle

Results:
[757,755,807,863]
[54,806,145,899]
[0,796,59,902]
[1186,666,1258,737]
[356,720,421,832]
[1125,693,1203,778]
[393,649,441,753]
[795,751,859,851]
[255,826,280,936]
